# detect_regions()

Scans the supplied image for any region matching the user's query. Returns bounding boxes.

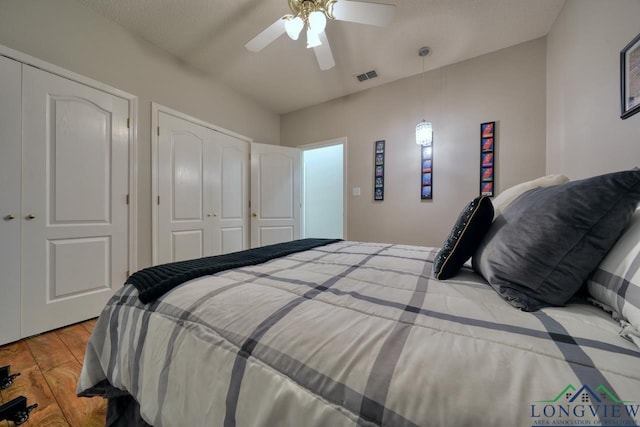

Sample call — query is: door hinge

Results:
[127,118,130,129]
[248,200,251,208]
[157,126,160,136]
[157,195,160,205]
[126,194,130,205]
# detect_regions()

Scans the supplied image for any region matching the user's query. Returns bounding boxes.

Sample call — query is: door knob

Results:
[252,213,257,218]
[25,214,36,220]
[4,214,15,220]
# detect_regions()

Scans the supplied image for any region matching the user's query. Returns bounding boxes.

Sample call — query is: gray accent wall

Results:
[281,39,548,247]
[546,0,640,180]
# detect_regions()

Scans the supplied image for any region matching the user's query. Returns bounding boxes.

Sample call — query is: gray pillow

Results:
[472,169,640,311]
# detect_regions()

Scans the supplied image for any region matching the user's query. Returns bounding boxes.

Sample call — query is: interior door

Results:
[157,111,249,264]
[0,56,22,345]
[21,65,130,337]
[250,143,301,247]
[217,133,250,254]
[158,111,217,264]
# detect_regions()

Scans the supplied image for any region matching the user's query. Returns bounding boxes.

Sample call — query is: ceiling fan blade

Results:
[245,17,287,52]
[332,0,396,27]
[313,32,335,70]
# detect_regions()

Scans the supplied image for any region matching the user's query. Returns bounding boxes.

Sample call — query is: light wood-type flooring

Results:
[0,319,106,426]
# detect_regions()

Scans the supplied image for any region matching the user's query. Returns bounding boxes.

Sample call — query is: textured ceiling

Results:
[79,0,565,114]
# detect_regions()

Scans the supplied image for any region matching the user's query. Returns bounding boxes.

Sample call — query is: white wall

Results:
[546,0,640,179]
[0,0,280,268]
[282,39,547,247]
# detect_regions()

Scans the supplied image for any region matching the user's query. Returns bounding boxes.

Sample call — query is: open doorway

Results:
[301,139,345,239]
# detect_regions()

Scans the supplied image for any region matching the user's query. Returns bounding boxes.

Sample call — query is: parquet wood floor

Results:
[0,319,106,427]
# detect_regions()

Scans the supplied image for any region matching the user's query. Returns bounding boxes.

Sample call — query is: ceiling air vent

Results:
[356,70,378,82]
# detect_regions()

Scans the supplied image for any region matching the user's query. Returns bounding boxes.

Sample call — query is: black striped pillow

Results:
[433,196,494,280]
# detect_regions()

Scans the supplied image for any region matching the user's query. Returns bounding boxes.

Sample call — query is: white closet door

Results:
[0,56,22,345]
[158,112,220,264]
[21,65,129,337]
[158,112,217,263]
[250,143,301,247]
[217,133,250,254]
[157,111,249,263]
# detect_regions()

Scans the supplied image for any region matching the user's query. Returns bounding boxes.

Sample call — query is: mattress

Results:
[77,241,640,427]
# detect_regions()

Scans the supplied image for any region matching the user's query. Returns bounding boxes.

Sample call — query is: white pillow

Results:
[588,208,640,332]
[492,174,570,216]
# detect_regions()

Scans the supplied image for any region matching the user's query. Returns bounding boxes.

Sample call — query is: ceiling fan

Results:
[245,0,396,71]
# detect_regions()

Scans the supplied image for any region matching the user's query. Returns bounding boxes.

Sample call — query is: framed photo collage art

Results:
[374,140,385,201]
[480,121,495,197]
[373,122,494,202]
[420,142,433,200]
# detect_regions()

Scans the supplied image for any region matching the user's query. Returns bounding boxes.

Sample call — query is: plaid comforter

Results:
[77,241,640,427]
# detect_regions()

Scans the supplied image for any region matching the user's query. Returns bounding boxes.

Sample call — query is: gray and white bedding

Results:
[77,241,640,427]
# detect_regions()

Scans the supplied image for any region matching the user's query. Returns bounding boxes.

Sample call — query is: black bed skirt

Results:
[106,394,152,427]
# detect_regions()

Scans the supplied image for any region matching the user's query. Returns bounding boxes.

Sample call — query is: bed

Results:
[77,170,640,427]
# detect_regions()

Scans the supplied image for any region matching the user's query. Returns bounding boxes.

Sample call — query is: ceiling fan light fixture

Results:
[246,0,395,71]
[308,10,327,34]
[285,15,304,40]
[306,28,322,48]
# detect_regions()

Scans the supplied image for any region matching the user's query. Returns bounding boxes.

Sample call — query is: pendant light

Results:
[416,46,432,146]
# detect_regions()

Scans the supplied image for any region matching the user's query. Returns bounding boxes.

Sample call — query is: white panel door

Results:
[0,56,23,345]
[250,143,301,247]
[157,111,249,263]
[217,133,250,254]
[21,65,129,337]
[158,112,217,264]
